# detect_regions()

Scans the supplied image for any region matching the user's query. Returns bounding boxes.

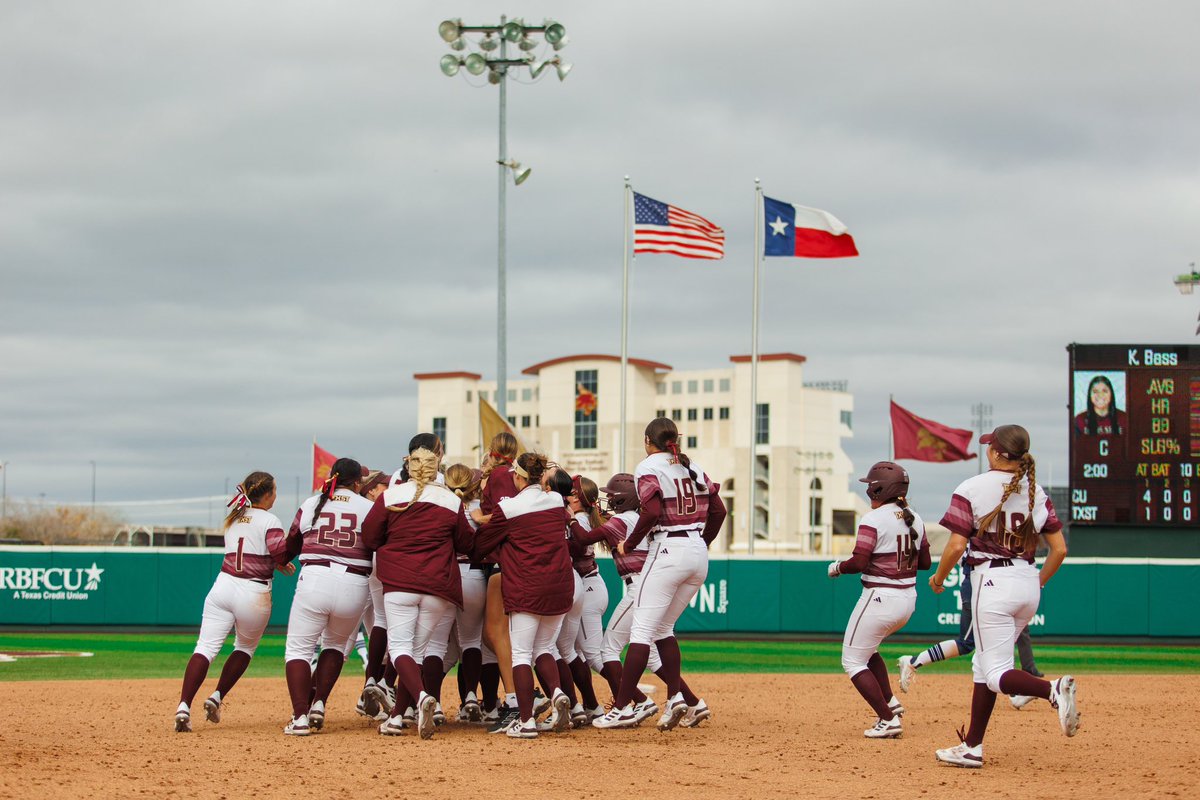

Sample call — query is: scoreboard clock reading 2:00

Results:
[1068,343,1200,526]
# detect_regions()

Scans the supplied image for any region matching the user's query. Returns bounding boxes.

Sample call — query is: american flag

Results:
[633,191,725,260]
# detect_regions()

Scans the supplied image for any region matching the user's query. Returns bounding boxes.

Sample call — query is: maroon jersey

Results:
[940,470,1063,565]
[567,513,600,577]
[568,510,645,578]
[472,486,574,616]
[362,481,475,608]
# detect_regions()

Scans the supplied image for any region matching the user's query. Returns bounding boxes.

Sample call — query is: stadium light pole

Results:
[1173,262,1200,335]
[1,461,7,521]
[89,460,96,512]
[971,403,993,473]
[438,16,571,418]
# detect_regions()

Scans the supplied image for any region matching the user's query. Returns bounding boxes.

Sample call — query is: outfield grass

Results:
[0,632,1197,681]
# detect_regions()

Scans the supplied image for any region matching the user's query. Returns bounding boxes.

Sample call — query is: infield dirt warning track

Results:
[1,673,1196,799]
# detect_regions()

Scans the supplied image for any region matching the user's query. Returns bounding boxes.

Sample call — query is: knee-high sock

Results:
[570,657,599,708]
[312,650,344,704]
[554,659,577,706]
[655,668,698,706]
[850,670,894,720]
[601,660,645,704]
[214,650,252,698]
[285,659,313,718]
[512,664,535,721]
[533,653,561,699]
[180,654,211,707]
[614,643,650,709]
[421,655,444,700]
[393,655,424,708]
[459,647,482,702]
[964,682,997,747]
[998,669,1051,699]
[867,653,895,702]
[654,636,683,698]
[913,639,959,668]
[367,626,388,682]
[382,661,397,689]
[480,662,501,710]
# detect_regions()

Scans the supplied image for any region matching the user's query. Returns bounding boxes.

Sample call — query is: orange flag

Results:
[312,441,337,491]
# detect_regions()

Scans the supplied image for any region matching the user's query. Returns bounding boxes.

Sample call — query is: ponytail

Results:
[895,496,918,541]
[389,448,440,513]
[223,471,274,530]
[976,454,1039,555]
[312,458,362,523]
[645,417,702,487]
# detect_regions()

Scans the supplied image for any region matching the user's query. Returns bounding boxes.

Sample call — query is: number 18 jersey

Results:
[940,470,1062,566]
[290,492,375,571]
[635,452,714,536]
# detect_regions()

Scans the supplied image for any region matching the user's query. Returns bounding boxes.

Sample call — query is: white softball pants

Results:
[383,591,456,662]
[193,572,273,661]
[629,535,708,646]
[970,561,1041,692]
[840,586,916,677]
[602,574,663,672]
[555,571,585,662]
[576,572,609,672]
[509,611,564,668]
[456,564,488,652]
[284,564,370,661]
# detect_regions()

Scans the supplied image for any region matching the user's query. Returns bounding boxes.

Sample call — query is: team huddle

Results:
[173,417,724,740]
[172,417,1081,764]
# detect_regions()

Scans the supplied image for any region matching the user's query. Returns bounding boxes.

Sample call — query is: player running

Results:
[828,462,929,739]
[929,424,1079,768]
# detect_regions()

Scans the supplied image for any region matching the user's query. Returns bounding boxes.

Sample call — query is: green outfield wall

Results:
[1,547,1196,637]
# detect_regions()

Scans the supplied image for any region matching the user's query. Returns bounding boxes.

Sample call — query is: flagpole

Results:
[748,179,762,556]
[620,176,632,474]
[311,435,316,491]
[888,395,894,460]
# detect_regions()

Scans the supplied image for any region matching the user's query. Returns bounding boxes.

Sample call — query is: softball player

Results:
[594,418,727,732]
[281,458,375,736]
[929,424,1079,768]
[471,452,574,739]
[564,475,606,723]
[445,463,487,722]
[363,446,474,740]
[828,461,930,739]
[356,468,396,722]
[175,472,293,732]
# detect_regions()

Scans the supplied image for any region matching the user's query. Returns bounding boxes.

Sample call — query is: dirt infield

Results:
[1,673,1196,799]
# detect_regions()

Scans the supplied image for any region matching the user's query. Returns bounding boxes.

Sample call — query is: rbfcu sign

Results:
[0,563,105,601]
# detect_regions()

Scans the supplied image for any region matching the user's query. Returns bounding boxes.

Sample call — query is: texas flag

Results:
[762,196,859,258]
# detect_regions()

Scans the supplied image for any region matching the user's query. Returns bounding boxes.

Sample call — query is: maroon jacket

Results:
[362,481,474,608]
[479,464,517,515]
[472,486,574,616]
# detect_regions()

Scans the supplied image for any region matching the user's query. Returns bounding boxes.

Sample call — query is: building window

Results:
[840,410,853,429]
[432,417,447,444]
[755,403,770,444]
[656,383,666,395]
[574,369,598,449]
[687,380,698,393]
[521,415,531,428]
[703,407,714,421]
[535,415,540,427]
[507,416,516,426]
[466,390,472,402]
[703,379,714,392]
[671,381,682,394]
[656,409,666,419]
[522,388,532,402]
[508,389,516,402]
[671,409,682,421]
[687,408,697,422]
[719,378,731,392]
[719,406,730,420]
[687,435,697,448]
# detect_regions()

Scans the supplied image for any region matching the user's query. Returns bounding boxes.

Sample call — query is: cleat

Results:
[284,716,310,736]
[533,688,551,717]
[203,694,221,724]
[632,698,659,725]
[433,702,446,726]
[417,693,437,740]
[656,692,688,732]
[936,741,983,768]
[307,700,325,731]
[865,716,903,739]
[506,717,538,739]
[551,689,572,733]
[898,656,917,694]
[361,680,382,718]
[1050,676,1080,737]
[569,703,589,728]
[174,709,192,733]
[592,703,638,729]
[461,692,482,723]
[888,697,906,717]
[487,705,520,734]
[1010,694,1035,710]
[378,714,405,736]
[680,698,711,728]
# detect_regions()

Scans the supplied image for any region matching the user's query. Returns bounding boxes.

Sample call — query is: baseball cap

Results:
[979,424,1030,460]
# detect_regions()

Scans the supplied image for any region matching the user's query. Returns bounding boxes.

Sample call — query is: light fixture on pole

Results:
[437,15,570,418]
[1173,262,1200,335]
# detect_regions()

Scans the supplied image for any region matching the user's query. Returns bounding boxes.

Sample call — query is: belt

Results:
[304,560,371,577]
[623,576,633,586]
[581,569,600,579]
[663,529,701,539]
[980,558,1014,569]
[248,578,269,586]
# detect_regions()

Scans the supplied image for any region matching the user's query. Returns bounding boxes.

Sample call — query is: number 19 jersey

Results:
[290,492,375,571]
[635,452,714,536]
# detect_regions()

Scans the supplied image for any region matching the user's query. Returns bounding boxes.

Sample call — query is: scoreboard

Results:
[1069,343,1200,526]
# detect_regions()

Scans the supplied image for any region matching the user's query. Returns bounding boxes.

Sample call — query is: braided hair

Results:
[222,471,274,531]
[389,448,440,513]
[977,445,1039,556]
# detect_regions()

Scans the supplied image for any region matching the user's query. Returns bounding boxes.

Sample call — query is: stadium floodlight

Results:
[437,15,571,419]
[1174,264,1199,295]
[439,54,461,77]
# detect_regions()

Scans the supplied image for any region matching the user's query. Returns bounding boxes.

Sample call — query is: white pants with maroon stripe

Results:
[629,534,708,645]
[383,591,456,661]
[840,585,916,677]
[576,573,609,672]
[509,611,564,668]
[194,572,273,661]
[970,560,1040,692]
[555,571,585,662]
[456,564,487,652]
[285,564,370,661]
[602,574,663,671]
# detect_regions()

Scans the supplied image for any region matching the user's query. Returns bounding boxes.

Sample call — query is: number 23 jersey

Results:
[635,451,714,535]
[288,491,375,571]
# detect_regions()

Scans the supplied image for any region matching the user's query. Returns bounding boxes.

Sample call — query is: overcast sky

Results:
[2,1,1198,529]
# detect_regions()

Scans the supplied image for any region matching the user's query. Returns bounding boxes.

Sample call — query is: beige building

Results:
[414,353,864,554]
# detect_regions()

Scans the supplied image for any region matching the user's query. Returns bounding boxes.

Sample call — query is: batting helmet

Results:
[859,461,909,503]
[603,473,639,515]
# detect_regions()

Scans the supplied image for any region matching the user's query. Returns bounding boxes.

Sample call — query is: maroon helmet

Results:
[602,473,639,514]
[859,461,909,503]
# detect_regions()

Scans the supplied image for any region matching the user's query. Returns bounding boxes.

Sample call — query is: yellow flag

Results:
[479,397,528,454]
